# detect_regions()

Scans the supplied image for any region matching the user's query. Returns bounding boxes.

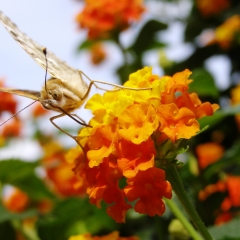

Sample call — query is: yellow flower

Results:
[212,15,240,49]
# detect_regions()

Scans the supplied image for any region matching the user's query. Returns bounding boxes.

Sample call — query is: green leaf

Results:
[185,15,212,42]
[37,197,116,240]
[199,105,240,129]
[77,39,97,50]
[128,19,167,55]
[0,221,15,240]
[116,61,142,84]
[190,68,219,98]
[0,160,54,200]
[77,39,113,51]
[0,203,37,223]
[203,142,240,180]
[163,45,220,75]
[208,217,240,240]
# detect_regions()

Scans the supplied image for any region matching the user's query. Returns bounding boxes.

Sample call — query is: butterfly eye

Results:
[50,90,62,101]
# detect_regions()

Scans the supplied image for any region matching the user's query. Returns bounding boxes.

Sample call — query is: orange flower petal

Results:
[3,188,29,213]
[87,125,116,167]
[157,103,200,142]
[124,167,172,216]
[117,139,156,178]
[106,199,132,223]
[196,142,224,169]
[176,92,219,118]
[226,175,240,207]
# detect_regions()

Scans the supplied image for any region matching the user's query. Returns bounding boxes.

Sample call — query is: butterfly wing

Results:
[0,87,40,100]
[0,11,88,97]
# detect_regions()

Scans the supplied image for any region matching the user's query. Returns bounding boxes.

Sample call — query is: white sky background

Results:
[0,1,118,159]
[0,1,123,102]
[0,0,231,160]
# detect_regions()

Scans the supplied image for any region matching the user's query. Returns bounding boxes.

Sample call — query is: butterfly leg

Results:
[78,70,108,92]
[71,114,87,125]
[78,70,152,92]
[49,113,86,158]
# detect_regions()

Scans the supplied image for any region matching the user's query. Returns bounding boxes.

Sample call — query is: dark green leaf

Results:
[0,203,37,223]
[199,105,240,129]
[164,45,220,75]
[128,20,167,55]
[0,160,54,200]
[37,197,116,240]
[208,217,240,240]
[190,68,219,98]
[0,221,15,240]
[77,39,96,50]
[203,143,240,180]
[116,62,142,84]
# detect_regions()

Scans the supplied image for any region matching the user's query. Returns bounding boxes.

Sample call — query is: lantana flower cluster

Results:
[209,15,240,49]
[68,67,219,222]
[199,175,240,225]
[76,0,145,39]
[196,0,230,17]
[42,141,87,197]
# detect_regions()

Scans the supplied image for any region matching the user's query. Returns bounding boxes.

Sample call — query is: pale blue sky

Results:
[0,1,230,159]
[0,1,122,93]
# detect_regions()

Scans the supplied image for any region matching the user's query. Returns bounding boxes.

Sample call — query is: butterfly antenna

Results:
[0,100,38,127]
[43,48,48,93]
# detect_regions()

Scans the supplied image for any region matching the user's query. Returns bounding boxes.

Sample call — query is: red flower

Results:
[124,167,172,216]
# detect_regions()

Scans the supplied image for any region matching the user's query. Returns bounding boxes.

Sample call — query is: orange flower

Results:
[1,117,22,138]
[225,175,240,208]
[32,102,48,117]
[198,180,226,201]
[196,0,230,17]
[43,142,87,197]
[3,188,29,213]
[195,142,224,169]
[231,84,240,129]
[68,67,219,222]
[117,138,156,178]
[37,199,53,214]
[76,0,145,39]
[210,15,240,49]
[124,167,172,216]
[231,84,240,105]
[0,80,17,115]
[219,175,240,213]
[86,125,117,167]
[90,43,106,64]
[215,212,233,225]
[198,175,240,224]
[69,231,140,240]
[157,103,200,142]
[176,92,219,119]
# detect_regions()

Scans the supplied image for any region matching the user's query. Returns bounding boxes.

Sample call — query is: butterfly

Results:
[0,11,151,146]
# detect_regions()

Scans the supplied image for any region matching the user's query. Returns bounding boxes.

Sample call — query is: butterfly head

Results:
[40,78,84,113]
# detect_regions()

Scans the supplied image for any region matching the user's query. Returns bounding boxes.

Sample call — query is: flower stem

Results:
[166,164,213,240]
[165,198,202,240]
